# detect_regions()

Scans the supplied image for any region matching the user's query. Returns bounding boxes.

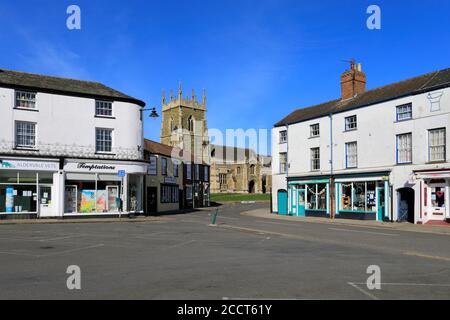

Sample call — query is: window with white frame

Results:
[161,158,168,175]
[346,142,358,168]
[345,115,357,131]
[397,133,412,164]
[396,103,412,121]
[279,130,287,144]
[15,121,36,148]
[311,148,320,171]
[310,124,320,137]
[279,152,287,174]
[429,128,446,162]
[95,101,113,117]
[95,128,113,153]
[15,91,36,109]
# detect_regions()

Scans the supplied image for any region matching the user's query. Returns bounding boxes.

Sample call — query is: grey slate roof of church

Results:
[0,68,145,106]
[274,67,450,127]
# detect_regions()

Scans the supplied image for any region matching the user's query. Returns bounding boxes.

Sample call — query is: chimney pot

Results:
[341,61,366,100]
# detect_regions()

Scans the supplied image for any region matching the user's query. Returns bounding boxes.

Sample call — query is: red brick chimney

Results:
[341,60,366,100]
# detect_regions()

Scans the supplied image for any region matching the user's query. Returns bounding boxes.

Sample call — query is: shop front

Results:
[288,173,391,221]
[288,179,330,218]
[63,160,146,216]
[335,174,390,221]
[415,170,450,224]
[0,158,60,218]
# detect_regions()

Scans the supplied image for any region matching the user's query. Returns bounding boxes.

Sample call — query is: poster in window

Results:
[80,190,96,213]
[6,187,14,213]
[107,187,119,212]
[96,190,107,213]
[366,191,376,207]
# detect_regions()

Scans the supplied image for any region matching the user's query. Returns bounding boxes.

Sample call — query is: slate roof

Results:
[274,68,450,127]
[211,144,272,165]
[0,68,145,106]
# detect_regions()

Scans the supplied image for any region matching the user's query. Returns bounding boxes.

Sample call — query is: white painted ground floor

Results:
[0,156,147,218]
[272,166,450,225]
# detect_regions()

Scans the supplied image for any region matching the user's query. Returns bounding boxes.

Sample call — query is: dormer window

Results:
[15,90,36,109]
[95,100,113,117]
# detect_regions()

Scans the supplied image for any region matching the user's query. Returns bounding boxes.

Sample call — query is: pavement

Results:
[242,208,450,235]
[0,203,449,300]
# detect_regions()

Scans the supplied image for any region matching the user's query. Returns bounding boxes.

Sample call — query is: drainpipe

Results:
[286,124,290,215]
[329,113,335,219]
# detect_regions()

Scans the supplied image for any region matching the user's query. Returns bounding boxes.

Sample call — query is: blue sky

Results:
[1,0,449,155]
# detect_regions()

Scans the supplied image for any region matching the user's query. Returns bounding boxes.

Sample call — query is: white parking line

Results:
[351,282,450,287]
[348,282,380,300]
[329,228,399,237]
[38,244,105,257]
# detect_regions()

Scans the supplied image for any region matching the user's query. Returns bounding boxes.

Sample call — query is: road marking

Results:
[403,251,450,262]
[348,282,380,300]
[0,250,39,257]
[38,244,105,257]
[38,235,80,242]
[165,240,196,249]
[329,228,399,237]
[351,282,450,287]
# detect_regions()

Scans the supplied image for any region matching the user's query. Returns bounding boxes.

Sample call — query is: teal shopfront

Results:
[288,179,330,217]
[288,173,391,221]
[335,175,390,221]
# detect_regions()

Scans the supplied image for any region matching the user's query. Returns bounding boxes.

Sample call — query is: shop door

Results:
[297,189,306,217]
[277,190,287,215]
[146,187,157,214]
[39,186,53,217]
[377,188,385,221]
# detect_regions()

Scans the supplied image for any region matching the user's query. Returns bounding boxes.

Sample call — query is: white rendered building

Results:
[0,69,147,218]
[272,63,450,225]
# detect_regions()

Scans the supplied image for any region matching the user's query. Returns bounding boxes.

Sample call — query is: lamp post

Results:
[136,107,159,217]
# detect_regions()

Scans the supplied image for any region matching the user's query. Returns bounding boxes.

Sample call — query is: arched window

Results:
[237,167,241,175]
[211,149,216,158]
[250,164,256,175]
[188,116,194,132]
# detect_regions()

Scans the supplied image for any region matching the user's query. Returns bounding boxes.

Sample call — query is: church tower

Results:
[160,83,210,165]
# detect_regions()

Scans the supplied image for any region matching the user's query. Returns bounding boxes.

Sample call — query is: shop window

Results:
[195,164,200,180]
[0,185,37,213]
[353,182,366,211]
[306,183,327,210]
[204,166,209,181]
[340,182,377,212]
[431,186,446,208]
[0,171,18,184]
[38,172,53,184]
[186,186,193,200]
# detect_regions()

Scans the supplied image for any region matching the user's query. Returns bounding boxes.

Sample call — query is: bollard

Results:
[210,208,219,226]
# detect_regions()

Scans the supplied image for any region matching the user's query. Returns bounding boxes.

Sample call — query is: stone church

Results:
[210,145,272,194]
[160,83,271,196]
[160,83,211,165]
